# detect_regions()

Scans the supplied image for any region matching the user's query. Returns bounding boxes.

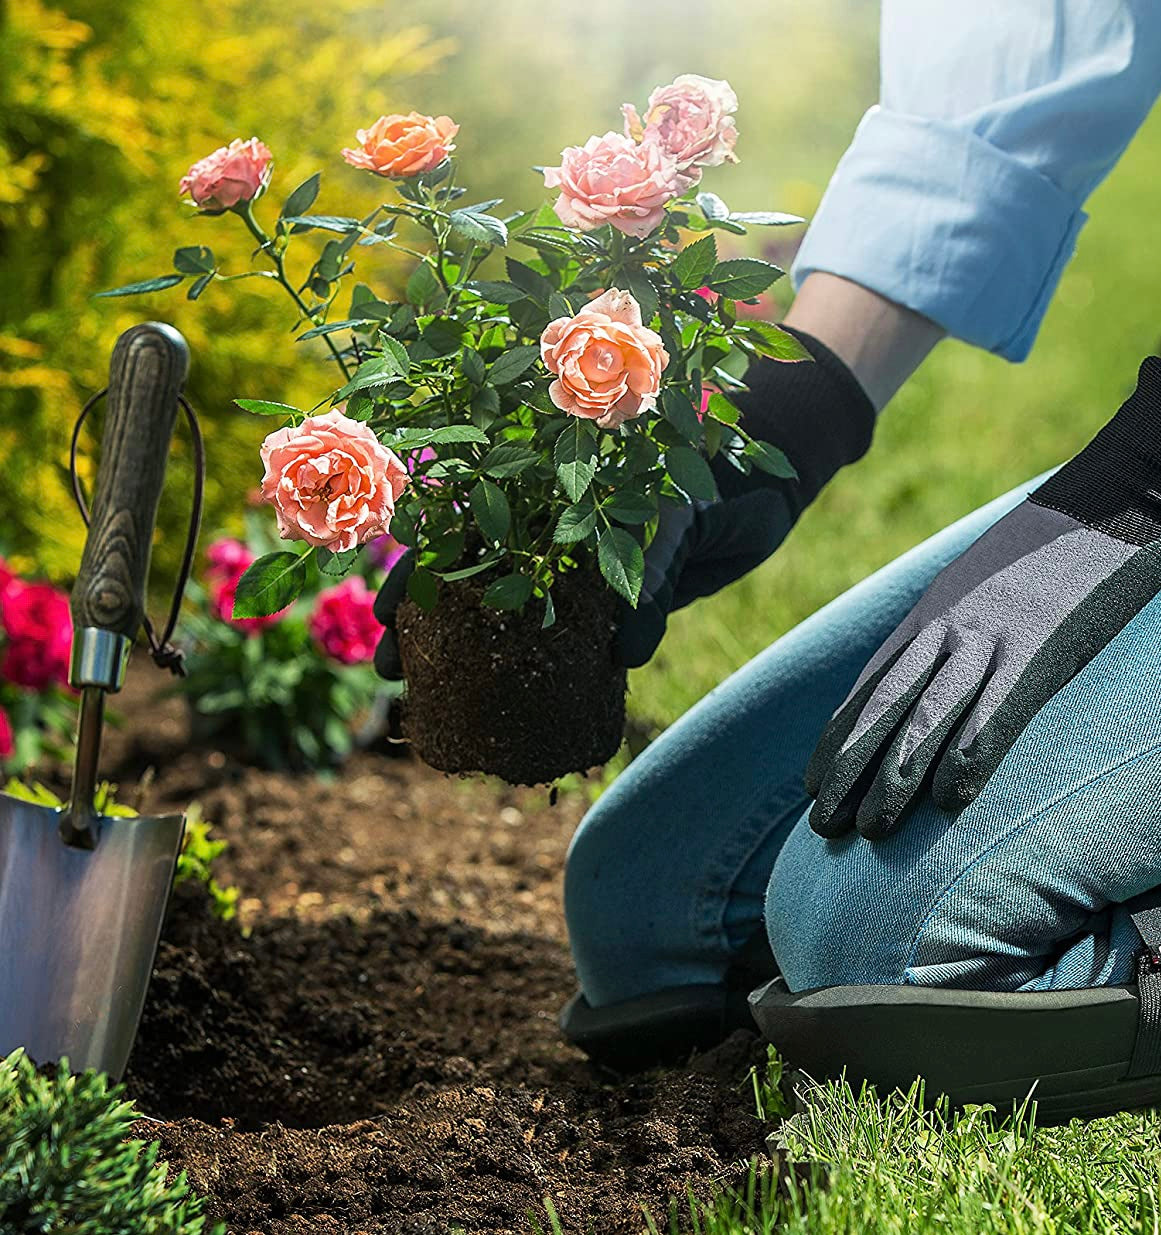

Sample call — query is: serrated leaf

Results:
[480,442,539,478]
[666,446,717,500]
[470,478,510,543]
[232,551,306,618]
[548,291,574,320]
[465,280,525,304]
[707,259,784,299]
[461,347,486,386]
[94,274,184,298]
[482,572,533,610]
[598,527,644,607]
[331,354,405,401]
[745,439,798,479]
[554,421,597,502]
[488,345,539,386]
[173,244,215,274]
[234,398,303,418]
[672,234,717,289]
[388,425,490,450]
[296,318,371,340]
[406,262,442,308]
[728,211,805,226]
[281,173,321,219]
[436,552,503,581]
[553,501,597,544]
[661,388,703,443]
[705,391,740,425]
[316,546,360,576]
[603,491,656,525]
[541,588,556,630]
[740,321,812,362]
[505,258,555,303]
[381,336,410,373]
[421,318,467,356]
[625,268,659,324]
[281,213,360,233]
[450,208,508,247]
[418,529,466,570]
[407,566,438,611]
[696,191,730,221]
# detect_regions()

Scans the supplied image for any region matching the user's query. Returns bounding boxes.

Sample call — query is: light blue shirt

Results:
[792,1,1161,360]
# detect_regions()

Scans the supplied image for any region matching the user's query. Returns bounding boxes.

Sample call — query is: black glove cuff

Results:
[714,325,876,517]
[1031,356,1161,547]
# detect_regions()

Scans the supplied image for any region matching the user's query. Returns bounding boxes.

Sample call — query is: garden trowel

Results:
[0,322,190,1080]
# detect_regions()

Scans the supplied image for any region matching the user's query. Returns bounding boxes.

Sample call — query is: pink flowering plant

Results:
[100,75,808,623]
[0,558,77,772]
[174,524,389,770]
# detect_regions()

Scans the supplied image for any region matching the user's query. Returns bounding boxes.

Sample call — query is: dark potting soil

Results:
[91,674,774,1234]
[396,566,627,786]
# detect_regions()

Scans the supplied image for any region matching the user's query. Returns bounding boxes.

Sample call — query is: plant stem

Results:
[237,203,352,379]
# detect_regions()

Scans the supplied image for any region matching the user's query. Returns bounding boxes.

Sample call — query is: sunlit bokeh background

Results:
[3,0,1160,730]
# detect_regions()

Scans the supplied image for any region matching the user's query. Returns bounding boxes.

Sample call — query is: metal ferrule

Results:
[69,628,132,693]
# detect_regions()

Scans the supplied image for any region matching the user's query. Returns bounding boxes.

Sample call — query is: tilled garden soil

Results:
[89,673,770,1234]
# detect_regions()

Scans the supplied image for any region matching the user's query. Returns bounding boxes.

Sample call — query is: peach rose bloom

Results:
[259,410,409,553]
[544,132,680,239]
[179,138,273,212]
[341,112,459,178]
[539,289,669,430]
[622,75,738,188]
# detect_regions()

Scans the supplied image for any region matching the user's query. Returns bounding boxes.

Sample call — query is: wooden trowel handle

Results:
[71,323,189,638]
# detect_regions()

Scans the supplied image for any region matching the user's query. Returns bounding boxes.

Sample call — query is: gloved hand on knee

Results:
[373,328,875,677]
[807,357,1161,840]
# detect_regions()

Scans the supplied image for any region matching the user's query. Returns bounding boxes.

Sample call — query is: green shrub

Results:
[0,1049,222,1234]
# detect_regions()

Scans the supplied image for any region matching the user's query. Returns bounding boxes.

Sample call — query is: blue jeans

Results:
[565,477,1161,1005]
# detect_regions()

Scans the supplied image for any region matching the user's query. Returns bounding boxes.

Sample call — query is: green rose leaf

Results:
[407,566,438,611]
[234,399,303,418]
[296,319,372,340]
[541,588,556,630]
[672,234,718,289]
[739,321,812,362]
[406,262,442,308]
[626,268,660,324]
[597,526,645,607]
[436,552,504,581]
[660,388,704,444]
[389,425,489,450]
[745,439,798,479]
[232,551,307,619]
[488,345,540,386]
[470,478,511,544]
[705,391,740,426]
[465,280,525,304]
[450,207,508,247]
[554,421,597,502]
[666,446,717,501]
[173,245,215,274]
[482,572,534,610]
[696,191,730,221]
[281,214,360,233]
[187,272,214,301]
[548,291,574,320]
[461,346,487,387]
[316,546,360,576]
[280,172,321,220]
[381,336,410,374]
[707,259,784,299]
[331,353,406,401]
[94,274,185,298]
[553,501,597,544]
[480,442,539,478]
[505,258,555,304]
[728,211,805,226]
[603,490,656,525]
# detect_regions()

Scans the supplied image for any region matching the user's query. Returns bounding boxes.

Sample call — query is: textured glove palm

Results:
[807,357,1161,840]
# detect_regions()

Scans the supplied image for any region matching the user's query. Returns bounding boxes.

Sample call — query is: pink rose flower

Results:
[342,113,459,178]
[0,580,72,692]
[539,289,669,430]
[203,537,283,634]
[622,75,738,189]
[544,132,680,239]
[260,410,409,553]
[309,577,381,665]
[0,707,12,760]
[180,138,273,213]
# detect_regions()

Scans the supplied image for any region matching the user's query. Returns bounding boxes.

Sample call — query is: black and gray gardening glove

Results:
[616,327,875,667]
[806,356,1161,841]
[373,550,414,680]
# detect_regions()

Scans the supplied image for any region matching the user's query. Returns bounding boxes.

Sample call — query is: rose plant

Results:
[0,558,76,773]
[173,526,390,770]
[100,74,809,780]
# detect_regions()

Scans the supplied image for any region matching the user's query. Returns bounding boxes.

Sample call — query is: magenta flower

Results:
[0,706,11,759]
[309,576,381,665]
[0,579,72,692]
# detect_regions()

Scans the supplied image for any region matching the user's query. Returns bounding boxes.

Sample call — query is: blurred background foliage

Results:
[3,0,1160,732]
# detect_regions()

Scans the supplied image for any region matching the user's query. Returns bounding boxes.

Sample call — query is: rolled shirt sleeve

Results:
[792,1,1161,361]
